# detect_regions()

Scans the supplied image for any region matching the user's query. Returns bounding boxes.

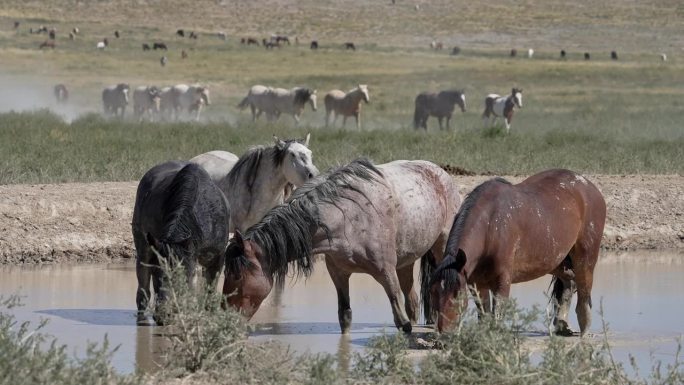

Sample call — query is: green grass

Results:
[0,110,681,184]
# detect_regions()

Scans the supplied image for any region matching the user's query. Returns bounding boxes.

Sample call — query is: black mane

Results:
[293,88,313,106]
[160,164,204,258]
[432,177,512,293]
[226,158,383,287]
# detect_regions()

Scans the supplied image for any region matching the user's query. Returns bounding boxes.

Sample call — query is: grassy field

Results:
[0,1,683,183]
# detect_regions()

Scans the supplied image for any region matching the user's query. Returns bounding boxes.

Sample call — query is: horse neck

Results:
[347,89,364,106]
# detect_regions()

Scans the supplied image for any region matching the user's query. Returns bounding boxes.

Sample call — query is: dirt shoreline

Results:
[1,175,682,265]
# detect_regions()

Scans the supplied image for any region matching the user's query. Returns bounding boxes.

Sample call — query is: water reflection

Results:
[0,250,682,374]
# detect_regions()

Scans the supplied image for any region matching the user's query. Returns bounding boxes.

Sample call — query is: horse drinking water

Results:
[482,88,523,133]
[324,85,370,129]
[223,158,462,333]
[132,162,231,325]
[413,90,466,130]
[429,169,606,336]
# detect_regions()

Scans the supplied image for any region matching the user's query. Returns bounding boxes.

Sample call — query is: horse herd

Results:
[57,82,523,131]
[133,135,606,338]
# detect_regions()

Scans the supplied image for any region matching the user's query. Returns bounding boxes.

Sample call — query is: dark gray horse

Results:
[413,90,466,130]
[102,83,130,118]
[132,161,231,325]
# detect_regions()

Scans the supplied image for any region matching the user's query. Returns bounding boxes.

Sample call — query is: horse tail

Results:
[483,97,494,118]
[237,95,250,110]
[420,249,436,324]
[158,164,203,260]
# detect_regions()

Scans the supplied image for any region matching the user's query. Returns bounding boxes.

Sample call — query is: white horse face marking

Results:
[514,92,523,108]
[309,91,318,111]
[460,93,467,111]
[359,84,370,103]
[282,142,318,187]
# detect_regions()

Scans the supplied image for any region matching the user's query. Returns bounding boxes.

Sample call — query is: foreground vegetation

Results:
[0,110,681,184]
[2,264,682,384]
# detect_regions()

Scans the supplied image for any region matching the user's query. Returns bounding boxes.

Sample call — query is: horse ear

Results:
[273,135,285,148]
[304,133,311,147]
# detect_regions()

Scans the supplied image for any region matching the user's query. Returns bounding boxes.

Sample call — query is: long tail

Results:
[420,249,436,324]
[237,95,250,110]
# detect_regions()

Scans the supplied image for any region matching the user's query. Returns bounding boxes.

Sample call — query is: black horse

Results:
[132,161,231,325]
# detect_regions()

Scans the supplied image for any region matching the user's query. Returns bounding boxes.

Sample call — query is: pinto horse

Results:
[223,158,461,333]
[324,85,370,129]
[429,169,606,336]
[482,88,523,133]
[413,90,466,130]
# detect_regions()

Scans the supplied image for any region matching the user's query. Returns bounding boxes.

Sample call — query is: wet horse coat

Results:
[429,169,606,336]
[482,88,523,133]
[223,159,461,333]
[413,90,466,130]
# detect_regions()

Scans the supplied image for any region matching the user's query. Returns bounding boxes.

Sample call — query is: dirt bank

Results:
[1,175,682,265]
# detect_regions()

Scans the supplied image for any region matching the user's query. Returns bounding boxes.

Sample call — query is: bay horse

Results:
[223,158,461,334]
[132,162,231,325]
[429,169,606,336]
[482,88,523,133]
[192,135,318,233]
[413,90,466,130]
[324,85,370,129]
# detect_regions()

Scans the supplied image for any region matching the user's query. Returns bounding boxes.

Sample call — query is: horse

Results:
[132,162,231,325]
[237,85,276,122]
[413,90,466,130]
[324,85,370,129]
[40,40,56,49]
[241,87,317,124]
[584,52,591,60]
[153,42,167,50]
[189,151,239,182]
[216,135,317,233]
[162,84,211,121]
[142,43,151,51]
[429,169,606,336]
[53,84,68,104]
[223,158,462,334]
[102,83,130,118]
[611,50,618,60]
[527,48,534,58]
[310,40,319,50]
[344,42,356,50]
[133,86,162,122]
[160,56,168,67]
[482,88,523,133]
[560,49,567,59]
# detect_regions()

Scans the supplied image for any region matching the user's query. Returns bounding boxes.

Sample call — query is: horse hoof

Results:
[401,322,412,334]
[554,321,575,337]
[137,318,155,326]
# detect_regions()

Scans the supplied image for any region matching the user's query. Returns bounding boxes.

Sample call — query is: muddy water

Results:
[1,251,683,374]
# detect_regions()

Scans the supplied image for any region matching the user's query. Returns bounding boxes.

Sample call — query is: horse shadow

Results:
[37,309,137,326]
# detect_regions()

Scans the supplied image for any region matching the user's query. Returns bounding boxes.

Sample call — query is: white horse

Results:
[237,85,275,122]
[189,150,239,181]
[160,84,211,121]
[324,84,370,129]
[482,88,523,133]
[192,134,318,232]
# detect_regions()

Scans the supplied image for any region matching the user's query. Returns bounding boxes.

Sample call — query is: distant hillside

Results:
[1,0,682,51]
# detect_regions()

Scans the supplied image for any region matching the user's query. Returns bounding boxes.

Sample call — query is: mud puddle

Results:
[1,251,682,374]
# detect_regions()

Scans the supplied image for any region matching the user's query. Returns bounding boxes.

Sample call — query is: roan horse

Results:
[324,85,370,129]
[223,158,461,333]
[429,169,606,336]
[193,135,318,233]
[132,162,231,325]
[413,90,466,130]
[482,88,523,133]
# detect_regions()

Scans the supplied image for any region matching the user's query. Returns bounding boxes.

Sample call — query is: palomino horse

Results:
[429,169,606,336]
[132,162,231,325]
[482,88,522,133]
[194,135,318,233]
[324,85,370,129]
[223,158,461,333]
[238,86,317,124]
[53,84,68,104]
[413,90,466,130]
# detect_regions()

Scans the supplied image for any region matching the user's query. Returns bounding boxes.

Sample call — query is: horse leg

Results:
[397,263,419,324]
[505,118,511,133]
[325,109,331,127]
[342,115,347,128]
[446,115,452,130]
[491,274,512,320]
[355,113,361,129]
[203,254,224,289]
[551,275,576,336]
[325,257,353,334]
[376,267,412,333]
[437,117,444,130]
[570,242,599,336]
[134,231,152,324]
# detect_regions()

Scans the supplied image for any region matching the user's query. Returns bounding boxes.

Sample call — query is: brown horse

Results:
[413,90,466,130]
[429,169,606,336]
[324,85,370,129]
[223,158,461,334]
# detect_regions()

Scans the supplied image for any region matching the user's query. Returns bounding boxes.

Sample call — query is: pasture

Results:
[1,1,684,383]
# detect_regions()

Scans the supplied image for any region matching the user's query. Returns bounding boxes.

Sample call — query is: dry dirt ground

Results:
[1,175,683,265]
